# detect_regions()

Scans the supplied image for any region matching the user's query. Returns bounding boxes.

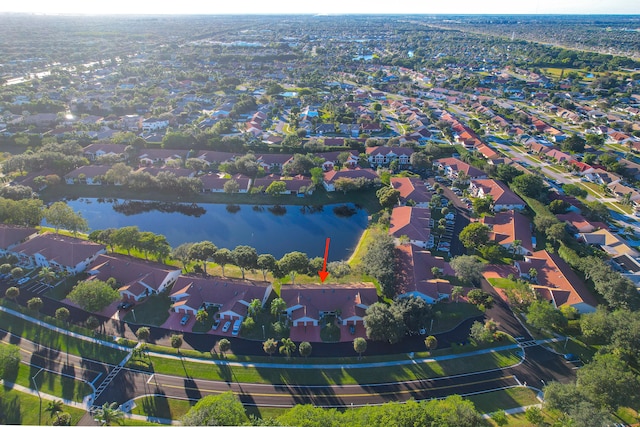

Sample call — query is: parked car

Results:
[17,277,30,285]
[232,319,242,336]
[118,301,134,310]
[212,318,221,330]
[222,321,232,332]
[180,314,190,325]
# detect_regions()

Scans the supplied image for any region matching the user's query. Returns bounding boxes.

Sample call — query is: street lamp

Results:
[131,309,137,322]
[32,368,44,425]
[262,324,265,339]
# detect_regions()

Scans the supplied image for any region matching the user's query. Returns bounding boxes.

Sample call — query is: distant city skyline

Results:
[1,0,639,16]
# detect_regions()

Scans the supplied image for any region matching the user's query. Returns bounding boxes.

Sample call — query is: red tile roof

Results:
[518,250,597,311]
[391,178,432,205]
[396,244,453,301]
[0,225,37,250]
[11,233,105,269]
[481,210,534,253]
[389,207,431,242]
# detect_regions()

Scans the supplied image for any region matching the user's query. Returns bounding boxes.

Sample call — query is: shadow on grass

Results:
[0,392,21,424]
[139,392,173,420]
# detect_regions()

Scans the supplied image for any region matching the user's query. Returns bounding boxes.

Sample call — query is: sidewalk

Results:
[0,305,130,352]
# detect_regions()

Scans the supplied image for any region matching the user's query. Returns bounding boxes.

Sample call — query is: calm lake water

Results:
[57,198,368,261]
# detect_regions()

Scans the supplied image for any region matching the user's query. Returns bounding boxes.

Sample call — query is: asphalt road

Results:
[98,364,521,408]
[95,343,576,409]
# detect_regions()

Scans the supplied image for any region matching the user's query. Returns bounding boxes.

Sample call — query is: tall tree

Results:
[278,252,309,284]
[231,245,258,280]
[189,241,217,275]
[111,226,141,256]
[257,254,278,281]
[459,222,490,252]
[363,302,405,344]
[450,255,485,286]
[180,392,249,426]
[212,248,233,277]
[44,201,88,235]
[171,242,194,272]
[68,280,119,312]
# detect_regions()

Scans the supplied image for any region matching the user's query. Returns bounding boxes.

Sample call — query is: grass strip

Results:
[0,308,128,365]
[131,395,193,420]
[0,345,93,402]
[0,387,85,425]
[132,348,520,386]
[466,387,539,414]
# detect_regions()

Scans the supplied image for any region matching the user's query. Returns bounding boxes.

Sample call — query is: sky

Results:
[0,0,639,16]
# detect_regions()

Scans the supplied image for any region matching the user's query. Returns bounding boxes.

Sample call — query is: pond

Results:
[56,199,369,261]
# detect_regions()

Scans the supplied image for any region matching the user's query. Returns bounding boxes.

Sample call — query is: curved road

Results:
[95,345,575,408]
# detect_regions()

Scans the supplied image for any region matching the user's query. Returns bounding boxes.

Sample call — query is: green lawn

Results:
[0,344,93,402]
[134,348,521,386]
[0,387,85,425]
[429,302,483,334]
[467,387,539,414]
[488,277,519,289]
[131,396,193,421]
[123,293,172,327]
[0,307,128,365]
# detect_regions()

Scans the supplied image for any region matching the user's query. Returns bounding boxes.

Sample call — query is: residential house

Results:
[515,250,597,313]
[281,283,377,328]
[556,212,604,234]
[468,179,525,211]
[200,173,251,193]
[10,233,106,274]
[64,165,112,185]
[396,244,454,304]
[0,225,38,255]
[391,177,432,208]
[87,254,181,302]
[389,206,432,248]
[579,228,640,258]
[315,151,359,171]
[138,149,189,166]
[255,154,294,173]
[142,118,170,132]
[323,168,379,192]
[83,143,128,161]
[365,146,414,168]
[122,114,142,131]
[433,157,487,181]
[170,276,273,321]
[480,210,534,255]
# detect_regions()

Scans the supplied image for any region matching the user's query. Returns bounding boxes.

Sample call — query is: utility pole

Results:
[32,368,44,425]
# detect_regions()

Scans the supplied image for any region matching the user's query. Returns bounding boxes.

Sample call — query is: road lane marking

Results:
[156,375,518,399]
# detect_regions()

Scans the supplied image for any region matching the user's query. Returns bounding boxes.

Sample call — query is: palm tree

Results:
[270,298,287,318]
[38,266,57,285]
[248,298,262,318]
[451,286,464,303]
[279,338,296,359]
[263,338,278,358]
[196,308,209,324]
[45,399,64,423]
[94,402,124,426]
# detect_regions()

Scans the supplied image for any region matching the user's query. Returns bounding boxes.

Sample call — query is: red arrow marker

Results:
[318,237,330,283]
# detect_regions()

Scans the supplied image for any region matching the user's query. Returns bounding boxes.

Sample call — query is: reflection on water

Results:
[57,198,368,260]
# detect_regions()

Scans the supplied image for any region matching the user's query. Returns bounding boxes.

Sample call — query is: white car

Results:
[232,319,242,336]
[222,321,231,332]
